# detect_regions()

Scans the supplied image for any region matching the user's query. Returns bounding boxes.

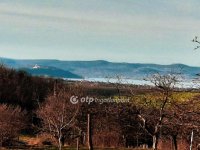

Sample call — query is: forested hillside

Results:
[1,65,200,150]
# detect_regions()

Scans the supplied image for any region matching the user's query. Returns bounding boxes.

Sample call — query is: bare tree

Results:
[37,88,80,150]
[135,73,179,150]
[0,104,26,146]
[192,36,200,50]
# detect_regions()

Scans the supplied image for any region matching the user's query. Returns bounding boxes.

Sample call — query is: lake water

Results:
[65,77,200,89]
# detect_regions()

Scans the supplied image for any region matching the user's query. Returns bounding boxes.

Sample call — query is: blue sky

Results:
[0,0,200,66]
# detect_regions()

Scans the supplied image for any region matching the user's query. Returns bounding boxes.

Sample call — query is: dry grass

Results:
[2,148,151,150]
[5,136,152,149]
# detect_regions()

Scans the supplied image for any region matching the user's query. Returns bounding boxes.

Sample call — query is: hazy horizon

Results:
[2,56,200,67]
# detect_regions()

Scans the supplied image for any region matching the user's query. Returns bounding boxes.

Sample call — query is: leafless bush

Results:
[36,88,80,150]
[0,104,26,146]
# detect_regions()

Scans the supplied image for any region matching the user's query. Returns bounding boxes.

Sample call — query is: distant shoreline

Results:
[65,77,198,89]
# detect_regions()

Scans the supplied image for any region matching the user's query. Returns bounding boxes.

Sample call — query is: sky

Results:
[0,0,200,66]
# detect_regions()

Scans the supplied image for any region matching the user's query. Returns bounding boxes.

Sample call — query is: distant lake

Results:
[65,77,199,89]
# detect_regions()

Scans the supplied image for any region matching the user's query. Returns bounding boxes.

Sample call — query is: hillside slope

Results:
[1,57,200,79]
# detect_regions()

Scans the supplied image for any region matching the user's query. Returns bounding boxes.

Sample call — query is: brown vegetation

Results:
[0,104,26,146]
[1,65,200,150]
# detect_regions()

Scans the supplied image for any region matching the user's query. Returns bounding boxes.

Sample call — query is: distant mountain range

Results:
[1,57,200,80]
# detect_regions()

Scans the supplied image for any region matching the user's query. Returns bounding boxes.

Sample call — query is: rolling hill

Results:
[20,66,82,79]
[1,57,200,80]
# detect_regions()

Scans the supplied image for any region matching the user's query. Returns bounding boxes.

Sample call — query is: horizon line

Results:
[1,56,199,68]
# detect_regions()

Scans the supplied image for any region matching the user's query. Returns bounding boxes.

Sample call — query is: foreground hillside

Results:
[1,65,200,150]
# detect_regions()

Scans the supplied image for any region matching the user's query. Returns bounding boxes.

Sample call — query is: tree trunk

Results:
[0,138,2,147]
[152,134,158,150]
[172,135,177,150]
[58,136,62,150]
[87,114,93,150]
[77,138,79,150]
[61,136,65,146]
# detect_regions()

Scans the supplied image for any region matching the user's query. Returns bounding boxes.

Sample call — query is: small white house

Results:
[33,64,41,69]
